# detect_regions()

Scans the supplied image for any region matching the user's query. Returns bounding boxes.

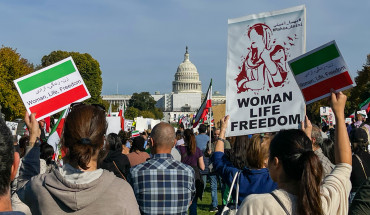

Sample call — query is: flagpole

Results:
[209,79,212,145]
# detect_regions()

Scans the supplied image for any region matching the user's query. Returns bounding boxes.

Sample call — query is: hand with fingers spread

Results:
[24,111,41,146]
[301,115,312,140]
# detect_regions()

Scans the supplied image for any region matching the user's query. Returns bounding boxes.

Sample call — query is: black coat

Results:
[100,150,131,180]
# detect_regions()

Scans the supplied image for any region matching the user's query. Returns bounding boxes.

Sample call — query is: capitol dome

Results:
[172,47,202,93]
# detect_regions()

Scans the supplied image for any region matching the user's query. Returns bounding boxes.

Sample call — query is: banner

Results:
[289,41,356,104]
[226,5,306,136]
[14,57,91,120]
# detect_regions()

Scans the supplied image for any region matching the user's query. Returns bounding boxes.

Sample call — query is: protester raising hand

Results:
[301,115,312,140]
[329,91,352,165]
[24,112,41,145]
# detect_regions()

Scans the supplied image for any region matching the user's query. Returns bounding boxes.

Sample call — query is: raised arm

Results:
[215,115,229,153]
[330,91,351,165]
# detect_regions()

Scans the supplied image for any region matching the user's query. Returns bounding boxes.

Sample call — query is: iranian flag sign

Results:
[289,41,356,104]
[226,5,306,136]
[14,57,90,120]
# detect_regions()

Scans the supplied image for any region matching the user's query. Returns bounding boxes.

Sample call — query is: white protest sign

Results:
[6,121,18,136]
[345,118,352,124]
[289,41,356,104]
[14,57,91,120]
[106,117,121,134]
[320,107,330,116]
[357,110,368,118]
[226,5,306,136]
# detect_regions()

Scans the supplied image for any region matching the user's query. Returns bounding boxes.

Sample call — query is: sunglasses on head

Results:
[69,102,106,112]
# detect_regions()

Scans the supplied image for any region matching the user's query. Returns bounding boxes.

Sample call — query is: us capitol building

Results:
[102,47,225,122]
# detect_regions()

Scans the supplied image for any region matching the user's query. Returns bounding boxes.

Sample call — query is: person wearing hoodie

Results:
[17,104,140,215]
[100,133,131,180]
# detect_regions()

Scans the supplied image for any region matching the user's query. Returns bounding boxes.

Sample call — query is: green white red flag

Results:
[193,79,212,128]
[47,108,69,165]
[359,97,370,114]
[14,57,90,120]
[131,130,140,138]
[289,41,356,104]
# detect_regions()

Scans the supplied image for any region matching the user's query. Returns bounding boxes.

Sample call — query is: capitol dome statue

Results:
[172,46,202,93]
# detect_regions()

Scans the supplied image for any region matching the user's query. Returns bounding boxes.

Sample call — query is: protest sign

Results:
[320,107,330,116]
[357,110,368,118]
[289,41,356,104]
[345,118,352,124]
[226,5,306,136]
[6,121,18,136]
[14,57,90,120]
[106,117,121,135]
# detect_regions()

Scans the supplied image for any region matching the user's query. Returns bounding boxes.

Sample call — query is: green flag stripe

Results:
[290,44,340,75]
[359,97,370,109]
[18,60,76,94]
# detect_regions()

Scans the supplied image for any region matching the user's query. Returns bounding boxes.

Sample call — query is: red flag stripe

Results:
[301,72,353,102]
[30,85,88,119]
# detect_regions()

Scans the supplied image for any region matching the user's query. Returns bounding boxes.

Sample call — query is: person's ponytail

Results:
[298,150,324,215]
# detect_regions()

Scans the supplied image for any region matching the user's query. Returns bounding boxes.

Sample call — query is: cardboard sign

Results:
[289,41,356,104]
[226,5,306,136]
[14,57,90,120]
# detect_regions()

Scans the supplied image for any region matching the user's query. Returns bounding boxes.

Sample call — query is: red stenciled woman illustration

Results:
[236,23,288,93]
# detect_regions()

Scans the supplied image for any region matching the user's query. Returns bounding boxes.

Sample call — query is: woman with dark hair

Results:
[18,104,140,214]
[235,91,352,214]
[100,133,131,180]
[177,129,205,215]
[39,143,56,173]
[321,138,335,164]
[213,133,277,205]
[126,136,150,167]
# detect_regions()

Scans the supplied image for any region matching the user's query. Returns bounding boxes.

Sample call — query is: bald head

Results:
[151,122,176,150]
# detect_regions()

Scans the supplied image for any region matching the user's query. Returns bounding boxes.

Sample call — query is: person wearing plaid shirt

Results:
[131,122,196,215]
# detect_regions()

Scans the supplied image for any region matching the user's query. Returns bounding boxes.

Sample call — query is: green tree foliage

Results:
[347,55,370,113]
[128,92,163,119]
[0,46,34,120]
[129,92,156,111]
[140,110,155,119]
[125,107,140,120]
[41,51,104,105]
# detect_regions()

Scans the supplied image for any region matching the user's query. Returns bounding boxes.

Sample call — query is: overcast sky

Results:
[1,0,369,95]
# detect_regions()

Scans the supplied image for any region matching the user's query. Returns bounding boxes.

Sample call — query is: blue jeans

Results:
[189,197,197,215]
[201,174,218,208]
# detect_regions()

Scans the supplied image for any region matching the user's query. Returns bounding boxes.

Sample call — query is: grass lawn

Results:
[194,182,223,215]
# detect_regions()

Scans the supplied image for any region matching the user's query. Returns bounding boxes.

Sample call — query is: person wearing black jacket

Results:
[100,133,131,180]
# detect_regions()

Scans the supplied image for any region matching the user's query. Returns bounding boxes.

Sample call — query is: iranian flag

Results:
[118,103,125,131]
[289,41,355,104]
[348,111,355,118]
[47,109,69,162]
[193,80,212,128]
[359,97,370,113]
[14,57,90,120]
[131,130,140,138]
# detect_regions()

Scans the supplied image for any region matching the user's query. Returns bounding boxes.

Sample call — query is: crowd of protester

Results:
[0,91,369,214]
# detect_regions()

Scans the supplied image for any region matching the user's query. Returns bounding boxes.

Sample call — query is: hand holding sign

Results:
[301,115,312,140]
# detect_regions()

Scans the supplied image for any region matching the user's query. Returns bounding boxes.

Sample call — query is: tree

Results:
[128,92,163,119]
[41,51,104,105]
[346,55,370,113]
[140,110,155,119]
[0,46,34,120]
[125,107,140,120]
